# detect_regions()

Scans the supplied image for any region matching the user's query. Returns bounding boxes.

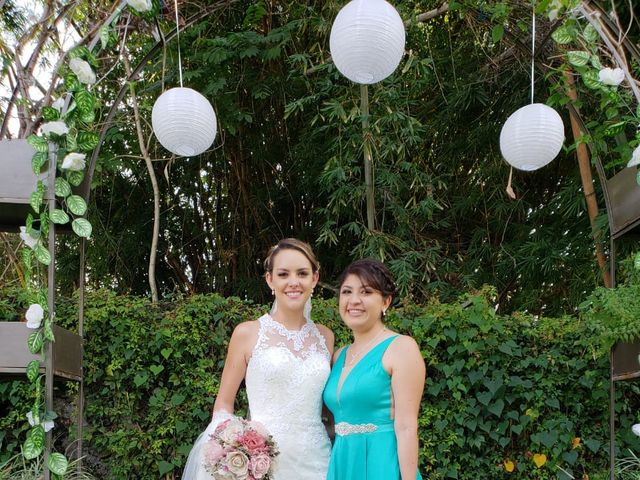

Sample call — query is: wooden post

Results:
[564,70,612,288]
[360,84,376,231]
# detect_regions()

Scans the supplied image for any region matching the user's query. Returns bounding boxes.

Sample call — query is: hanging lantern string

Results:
[530,4,536,104]
[174,0,183,87]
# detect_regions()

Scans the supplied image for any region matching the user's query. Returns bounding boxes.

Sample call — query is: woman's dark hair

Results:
[337,258,396,299]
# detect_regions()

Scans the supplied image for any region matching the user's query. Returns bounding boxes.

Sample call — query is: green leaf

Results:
[584,438,601,453]
[50,209,70,225]
[567,51,590,67]
[48,452,69,476]
[43,318,55,341]
[26,360,40,382]
[161,348,173,359]
[133,372,148,386]
[72,218,92,238]
[54,178,72,197]
[583,24,598,43]
[491,24,504,43]
[582,70,601,90]
[30,190,43,214]
[80,110,96,123]
[31,151,48,174]
[69,46,91,60]
[100,25,110,50]
[22,435,42,460]
[150,364,165,375]
[28,331,44,354]
[488,399,504,417]
[27,134,49,153]
[171,393,186,406]
[64,72,80,92]
[66,195,87,215]
[67,170,85,186]
[42,106,60,121]
[551,25,575,44]
[75,89,95,115]
[158,461,174,475]
[563,450,579,465]
[77,131,99,151]
[634,252,640,271]
[30,425,45,450]
[34,244,51,266]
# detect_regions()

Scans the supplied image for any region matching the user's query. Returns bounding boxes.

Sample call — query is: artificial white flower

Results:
[547,0,562,20]
[26,411,54,432]
[40,121,69,137]
[69,58,96,85]
[25,304,44,329]
[61,152,86,171]
[19,226,40,249]
[51,97,65,111]
[127,0,152,12]
[26,411,37,426]
[628,145,640,168]
[598,67,625,86]
[633,423,640,437]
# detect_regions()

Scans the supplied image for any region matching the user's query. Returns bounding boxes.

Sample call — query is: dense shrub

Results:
[2,289,639,478]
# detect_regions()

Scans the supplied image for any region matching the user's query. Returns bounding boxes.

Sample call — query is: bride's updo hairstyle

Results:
[338,259,397,301]
[264,238,320,274]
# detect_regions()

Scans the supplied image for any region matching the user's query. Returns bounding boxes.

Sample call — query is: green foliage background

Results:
[2,289,640,479]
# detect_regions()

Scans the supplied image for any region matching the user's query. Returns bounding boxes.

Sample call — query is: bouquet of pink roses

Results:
[203,417,278,480]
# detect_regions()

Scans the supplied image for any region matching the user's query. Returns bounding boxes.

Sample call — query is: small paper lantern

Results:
[329,0,405,84]
[152,87,217,156]
[499,103,565,171]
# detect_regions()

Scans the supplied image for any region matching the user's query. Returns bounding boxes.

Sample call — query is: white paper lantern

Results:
[152,87,217,156]
[330,0,405,84]
[499,103,565,171]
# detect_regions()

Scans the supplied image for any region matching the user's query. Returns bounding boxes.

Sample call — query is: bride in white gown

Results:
[182,239,333,480]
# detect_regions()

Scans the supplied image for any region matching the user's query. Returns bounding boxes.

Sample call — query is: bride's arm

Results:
[212,321,258,417]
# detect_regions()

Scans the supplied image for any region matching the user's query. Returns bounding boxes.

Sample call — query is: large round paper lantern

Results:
[329,0,405,84]
[152,87,217,157]
[499,103,565,171]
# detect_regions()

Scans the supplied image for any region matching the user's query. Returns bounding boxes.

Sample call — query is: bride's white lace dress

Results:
[245,313,331,479]
[181,313,331,480]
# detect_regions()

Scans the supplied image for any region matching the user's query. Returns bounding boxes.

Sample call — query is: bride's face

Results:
[266,249,319,312]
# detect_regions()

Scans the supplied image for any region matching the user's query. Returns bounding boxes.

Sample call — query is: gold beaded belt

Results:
[335,422,379,436]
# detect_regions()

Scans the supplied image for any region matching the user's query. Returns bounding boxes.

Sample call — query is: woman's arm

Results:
[387,336,426,480]
[212,321,257,416]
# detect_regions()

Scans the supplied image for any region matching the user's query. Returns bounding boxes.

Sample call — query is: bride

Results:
[182,238,334,479]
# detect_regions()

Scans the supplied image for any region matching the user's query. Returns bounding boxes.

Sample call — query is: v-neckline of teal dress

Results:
[335,335,399,403]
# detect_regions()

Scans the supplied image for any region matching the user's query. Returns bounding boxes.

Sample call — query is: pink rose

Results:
[238,430,267,454]
[249,454,271,479]
[203,439,225,465]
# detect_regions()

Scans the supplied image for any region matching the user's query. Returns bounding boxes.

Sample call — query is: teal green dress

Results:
[323,336,422,480]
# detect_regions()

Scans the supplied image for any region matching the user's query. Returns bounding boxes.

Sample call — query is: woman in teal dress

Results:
[323,259,425,480]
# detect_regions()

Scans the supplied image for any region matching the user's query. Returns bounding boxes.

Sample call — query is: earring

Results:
[271,289,275,295]
[382,309,386,317]
[311,289,314,297]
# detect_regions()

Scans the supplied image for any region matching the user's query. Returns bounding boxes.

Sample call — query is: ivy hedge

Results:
[1,288,639,479]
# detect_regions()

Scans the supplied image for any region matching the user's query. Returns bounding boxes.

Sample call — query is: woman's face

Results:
[266,249,318,313]
[339,274,391,331]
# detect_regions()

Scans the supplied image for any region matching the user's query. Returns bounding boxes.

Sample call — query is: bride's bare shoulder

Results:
[230,320,260,343]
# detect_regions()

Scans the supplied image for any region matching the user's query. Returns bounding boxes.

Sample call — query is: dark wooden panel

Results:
[612,340,640,381]
[0,322,82,381]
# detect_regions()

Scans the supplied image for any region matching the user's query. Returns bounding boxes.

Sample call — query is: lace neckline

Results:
[261,314,314,351]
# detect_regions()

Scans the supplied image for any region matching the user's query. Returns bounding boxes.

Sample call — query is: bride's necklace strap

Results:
[345,327,386,368]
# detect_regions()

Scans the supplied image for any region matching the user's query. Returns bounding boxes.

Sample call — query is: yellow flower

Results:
[533,453,547,468]
[572,437,581,449]
[503,460,515,473]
